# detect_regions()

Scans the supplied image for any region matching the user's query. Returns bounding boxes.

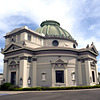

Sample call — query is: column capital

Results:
[84,58,91,61]
[20,56,28,60]
[3,59,8,63]
[32,57,37,61]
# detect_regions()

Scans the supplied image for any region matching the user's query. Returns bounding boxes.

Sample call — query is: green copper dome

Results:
[35,20,74,40]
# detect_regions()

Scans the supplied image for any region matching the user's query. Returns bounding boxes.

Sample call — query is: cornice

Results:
[20,56,28,60]
[44,37,78,45]
[4,29,44,39]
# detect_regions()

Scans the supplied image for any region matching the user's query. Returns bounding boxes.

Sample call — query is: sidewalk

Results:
[0,91,30,95]
[0,88,100,95]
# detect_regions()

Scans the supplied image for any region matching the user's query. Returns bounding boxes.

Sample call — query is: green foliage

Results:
[0,83,12,90]
[8,85,20,91]
[22,87,42,91]
[1,84,100,91]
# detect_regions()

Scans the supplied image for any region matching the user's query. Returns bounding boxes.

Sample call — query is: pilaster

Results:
[3,59,8,83]
[52,65,55,87]
[85,60,91,86]
[16,66,19,85]
[77,60,82,85]
[32,57,37,87]
[65,67,68,86]
[19,56,28,87]
[95,63,99,84]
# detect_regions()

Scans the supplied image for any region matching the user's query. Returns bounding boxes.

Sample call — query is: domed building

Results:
[1,20,99,87]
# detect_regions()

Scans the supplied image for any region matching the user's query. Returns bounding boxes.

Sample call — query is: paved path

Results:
[0,88,100,100]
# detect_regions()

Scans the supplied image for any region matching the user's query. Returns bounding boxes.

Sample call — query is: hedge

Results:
[1,83,100,91]
[4,85,100,91]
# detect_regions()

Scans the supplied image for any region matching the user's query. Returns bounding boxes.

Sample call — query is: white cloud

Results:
[88,24,100,31]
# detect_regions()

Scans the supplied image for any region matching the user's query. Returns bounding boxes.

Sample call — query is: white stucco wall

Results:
[44,39,76,48]
[36,56,77,87]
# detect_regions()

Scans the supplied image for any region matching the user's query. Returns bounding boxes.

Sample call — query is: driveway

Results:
[0,88,100,100]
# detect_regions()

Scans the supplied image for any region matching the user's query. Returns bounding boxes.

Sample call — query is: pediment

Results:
[2,43,23,53]
[56,59,64,63]
[52,59,68,64]
[90,45,98,55]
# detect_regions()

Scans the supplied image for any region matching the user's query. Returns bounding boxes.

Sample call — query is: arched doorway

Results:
[10,61,17,85]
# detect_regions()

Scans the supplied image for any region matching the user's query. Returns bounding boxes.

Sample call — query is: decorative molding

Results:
[20,56,28,60]
[9,65,19,70]
[4,59,8,63]
[32,58,37,61]
[77,58,92,62]
[90,61,96,67]
[22,41,26,45]
[51,59,67,68]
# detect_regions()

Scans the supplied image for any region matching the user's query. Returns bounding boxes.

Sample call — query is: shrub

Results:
[22,87,42,91]
[0,83,12,90]
[4,84,100,91]
[8,85,20,91]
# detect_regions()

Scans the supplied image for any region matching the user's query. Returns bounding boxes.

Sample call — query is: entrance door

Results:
[11,72,16,85]
[56,71,64,83]
[92,71,95,82]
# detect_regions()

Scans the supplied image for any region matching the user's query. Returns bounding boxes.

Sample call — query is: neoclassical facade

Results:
[1,20,99,87]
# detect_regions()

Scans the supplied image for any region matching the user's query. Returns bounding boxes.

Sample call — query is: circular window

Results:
[52,40,59,46]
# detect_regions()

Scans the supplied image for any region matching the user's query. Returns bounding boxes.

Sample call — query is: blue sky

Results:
[0,0,100,73]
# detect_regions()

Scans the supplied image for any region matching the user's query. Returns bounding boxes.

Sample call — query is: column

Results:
[16,65,19,85]
[3,59,8,83]
[77,60,82,85]
[65,66,68,86]
[20,56,28,87]
[52,64,55,87]
[85,60,91,86]
[8,69,10,83]
[95,63,99,84]
[32,57,37,87]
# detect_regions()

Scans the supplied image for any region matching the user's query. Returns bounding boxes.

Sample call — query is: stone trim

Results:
[8,65,19,70]
[4,60,8,63]
[20,56,28,60]
[32,58,37,61]
[4,29,44,39]
[77,58,96,62]
[45,37,78,45]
